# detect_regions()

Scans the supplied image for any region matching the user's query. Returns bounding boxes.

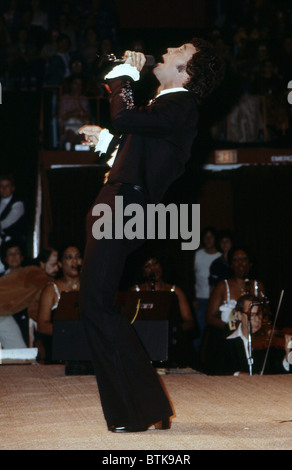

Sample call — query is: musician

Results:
[132,255,195,332]
[132,255,195,368]
[78,40,224,432]
[222,295,292,375]
[203,246,269,374]
[36,245,82,363]
[37,245,82,336]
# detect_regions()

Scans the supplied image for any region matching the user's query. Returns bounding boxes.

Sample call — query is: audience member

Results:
[1,0,291,141]
[0,247,59,349]
[40,29,59,63]
[94,36,115,81]
[55,11,77,50]
[61,56,101,97]
[253,58,284,96]
[0,239,29,342]
[79,27,100,73]
[203,246,268,374]
[0,239,25,276]
[44,33,73,85]
[277,34,292,85]
[209,229,233,289]
[192,226,221,365]
[6,25,45,89]
[30,0,49,31]
[0,173,26,245]
[60,74,91,145]
[0,247,59,321]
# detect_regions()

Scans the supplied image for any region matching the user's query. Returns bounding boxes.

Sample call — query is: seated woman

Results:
[0,247,59,349]
[0,240,27,342]
[131,255,195,367]
[37,245,82,362]
[0,239,25,275]
[223,294,292,375]
[203,246,269,374]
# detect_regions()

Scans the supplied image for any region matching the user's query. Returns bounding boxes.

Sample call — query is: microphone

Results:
[245,301,266,317]
[149,272,156,291]
[98,53,156,67]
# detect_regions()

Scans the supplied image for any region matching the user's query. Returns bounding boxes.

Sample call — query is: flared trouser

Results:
[79,182,173,430]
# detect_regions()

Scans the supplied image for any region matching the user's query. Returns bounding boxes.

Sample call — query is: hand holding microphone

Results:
[122,50,147,72]
[101,51,155,70]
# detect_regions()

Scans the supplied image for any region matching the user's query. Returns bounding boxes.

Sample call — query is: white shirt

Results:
[194,248,221,298]
[227,323,249,359]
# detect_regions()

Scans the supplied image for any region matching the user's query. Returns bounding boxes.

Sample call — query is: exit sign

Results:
[215,150,238,164]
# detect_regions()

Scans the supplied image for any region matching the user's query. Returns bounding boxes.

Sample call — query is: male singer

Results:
[78,38,223,433]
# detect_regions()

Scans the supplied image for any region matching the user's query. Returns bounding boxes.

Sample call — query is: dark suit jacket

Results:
[105,77,199,203]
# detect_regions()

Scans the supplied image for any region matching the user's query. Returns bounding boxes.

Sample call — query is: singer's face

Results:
[60,246,82,276]
[154,43,197,83]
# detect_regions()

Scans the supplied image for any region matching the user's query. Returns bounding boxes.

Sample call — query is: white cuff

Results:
[94,128,114,154]
[104,64,140,82]
[283,357,290,372]
[106,150,117,168]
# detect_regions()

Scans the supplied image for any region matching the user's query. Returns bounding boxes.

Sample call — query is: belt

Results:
[132,184,144,194]
[108,181,145,195]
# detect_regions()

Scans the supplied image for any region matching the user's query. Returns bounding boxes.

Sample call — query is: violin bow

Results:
[260,289,284,376]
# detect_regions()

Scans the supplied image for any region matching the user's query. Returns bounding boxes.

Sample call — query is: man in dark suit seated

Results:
[223,294,292,375]
[78,39,224,433]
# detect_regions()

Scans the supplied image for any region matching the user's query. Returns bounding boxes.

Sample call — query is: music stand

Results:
[116,290,181,362]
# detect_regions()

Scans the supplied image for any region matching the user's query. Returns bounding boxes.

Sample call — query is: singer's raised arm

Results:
[108,78,198,139]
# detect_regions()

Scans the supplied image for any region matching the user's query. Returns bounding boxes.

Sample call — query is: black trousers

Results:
[79,182,173,430]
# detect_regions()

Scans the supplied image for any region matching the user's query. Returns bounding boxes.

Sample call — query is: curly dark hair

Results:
[184,38,225,104]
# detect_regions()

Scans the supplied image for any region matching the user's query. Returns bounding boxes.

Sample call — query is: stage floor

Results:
[1,364,292,451]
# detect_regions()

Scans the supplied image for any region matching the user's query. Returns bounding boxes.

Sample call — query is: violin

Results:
[252,325,292,351]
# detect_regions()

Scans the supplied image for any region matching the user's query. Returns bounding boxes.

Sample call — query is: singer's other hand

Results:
[78,125,103,147]
[123,50,146,72]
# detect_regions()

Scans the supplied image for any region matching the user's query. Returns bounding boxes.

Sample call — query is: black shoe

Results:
[109,425,148,433]
[154,418,171,430]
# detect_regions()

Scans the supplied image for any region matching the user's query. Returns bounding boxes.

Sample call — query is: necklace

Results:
[234,279,247,295]
[66,280,79,290]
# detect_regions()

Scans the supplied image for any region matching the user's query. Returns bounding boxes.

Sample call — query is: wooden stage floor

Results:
[1,364,292,451]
